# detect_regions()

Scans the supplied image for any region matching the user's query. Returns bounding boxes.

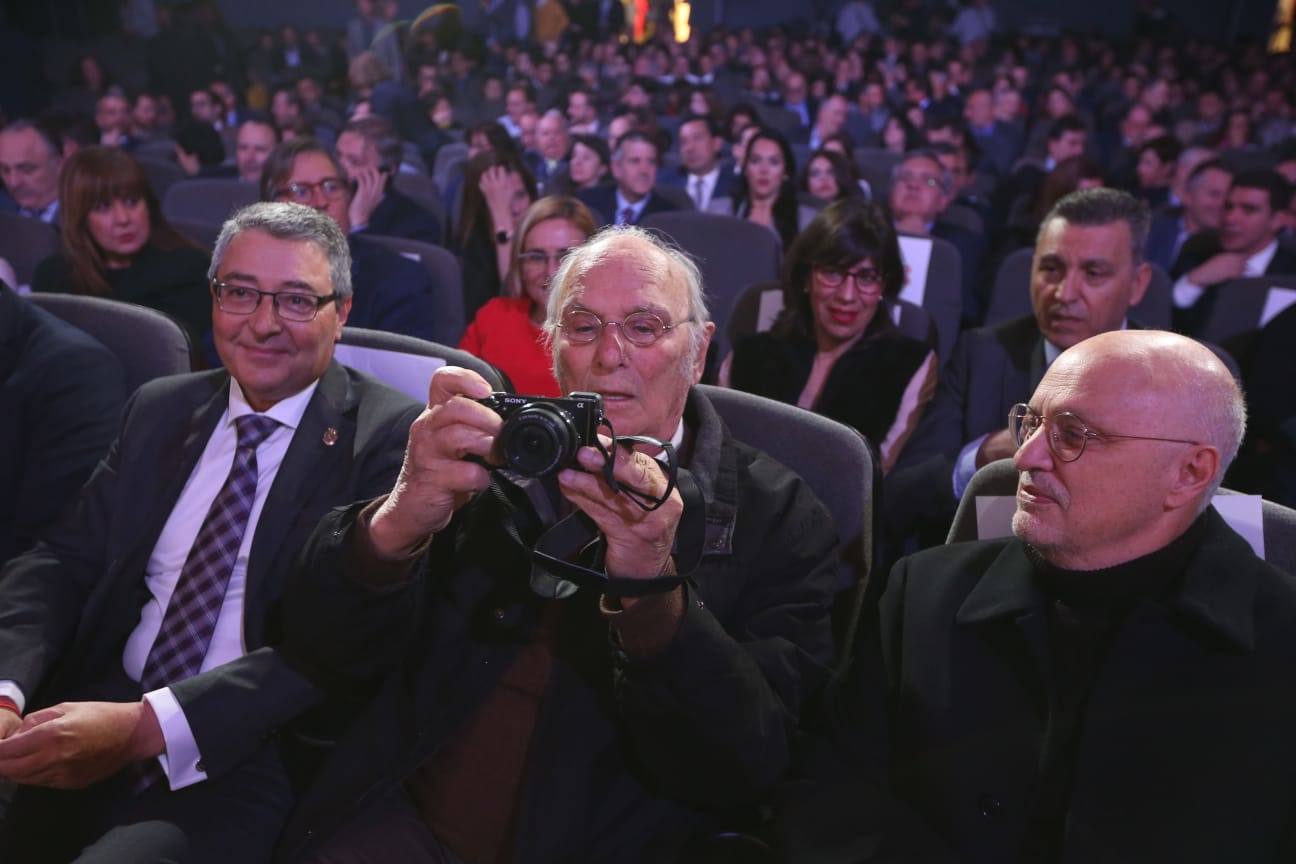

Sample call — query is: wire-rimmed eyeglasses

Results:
[1008,403,1201,463]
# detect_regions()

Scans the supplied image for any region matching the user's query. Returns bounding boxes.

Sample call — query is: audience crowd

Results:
[2,1,1296,861]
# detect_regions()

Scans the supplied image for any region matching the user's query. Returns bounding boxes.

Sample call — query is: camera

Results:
[478,391,606,478]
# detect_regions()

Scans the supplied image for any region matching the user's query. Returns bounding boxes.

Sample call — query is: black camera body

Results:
[479,391,606,478]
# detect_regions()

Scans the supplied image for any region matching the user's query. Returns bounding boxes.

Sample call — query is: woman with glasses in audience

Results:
[32,146,211,345]
[722,199,937,472]
[459,197,596,396]
[709,127,816,248]
[455,149,537,321]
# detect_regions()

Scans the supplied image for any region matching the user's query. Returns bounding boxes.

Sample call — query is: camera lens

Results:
[500,404,579,477]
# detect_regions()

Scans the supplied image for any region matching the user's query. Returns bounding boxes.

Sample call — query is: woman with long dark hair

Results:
[454,149,537,320]
[723,198,936,472]
[708,127,816,248]
[32,146,210,343]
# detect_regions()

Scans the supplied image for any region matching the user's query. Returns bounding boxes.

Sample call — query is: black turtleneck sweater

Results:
[1019,514,1210,862]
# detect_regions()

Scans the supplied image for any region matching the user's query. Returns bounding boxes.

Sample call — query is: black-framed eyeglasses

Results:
[558,309,693,347]
[519,248,574,270]
[1008,403,1201,463]
[815,266,883,294]
[211,280,340,322]
[272,177,348,203]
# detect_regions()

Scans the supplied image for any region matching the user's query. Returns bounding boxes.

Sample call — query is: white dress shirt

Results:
[1173,239,1278,309]
[686,167,721,211]
[615,189,649,224]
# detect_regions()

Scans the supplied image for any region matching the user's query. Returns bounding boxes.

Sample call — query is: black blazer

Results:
[826,510,1296,863]
[0,362,419,781]
[348,235,439,343]
[359,188,443,247]
[577,186,682,227]
[0,285,126,564]
[1170,231,1296,334]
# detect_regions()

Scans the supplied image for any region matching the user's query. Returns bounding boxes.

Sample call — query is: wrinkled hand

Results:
[479,165,521,228]
[0,710,20,741]
[1188,252,1248,288]
[348,166,387,229]
[558,438,682,591]
[977,427,1018,468]
[369,367,502,558]
[0,701,162,789]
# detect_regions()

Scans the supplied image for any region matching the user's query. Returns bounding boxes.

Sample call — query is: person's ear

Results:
[691,321,716,384]
[1163,444,1220,510]
[1127,261,1151,307]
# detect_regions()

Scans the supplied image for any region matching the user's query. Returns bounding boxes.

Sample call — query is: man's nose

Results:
[249,294,283,333]
[593,323,625,366]
[1011,421,1054,472]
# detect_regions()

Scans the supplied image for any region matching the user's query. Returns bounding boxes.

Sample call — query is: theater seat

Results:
[335,326,508,403]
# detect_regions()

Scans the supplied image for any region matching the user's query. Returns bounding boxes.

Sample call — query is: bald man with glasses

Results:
[815,329,1296,863]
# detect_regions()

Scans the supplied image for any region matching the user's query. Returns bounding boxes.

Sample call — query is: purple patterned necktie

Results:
[133,413,280,793]
[619,206,635,225]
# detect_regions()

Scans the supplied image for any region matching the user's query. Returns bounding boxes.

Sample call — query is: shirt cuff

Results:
[1173,275,1205,309]
[0,681,26,714]
[953,434,988,500]
[142,687,207,791]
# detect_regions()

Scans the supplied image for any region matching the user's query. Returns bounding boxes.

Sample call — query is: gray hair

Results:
[1039,187,1151,265]
[208,202,353,299]
[544,225,710,368]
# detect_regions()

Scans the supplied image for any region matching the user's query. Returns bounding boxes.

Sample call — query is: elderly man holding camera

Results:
[274,226,838,864]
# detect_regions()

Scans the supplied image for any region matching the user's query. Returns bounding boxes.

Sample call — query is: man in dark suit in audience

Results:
[578,130,682,227]
[658,113,734,212]
[999,114,1087,225]
[335,116,443,247]
[262,137,442,343]
[1170,169,1296,334]
[0,202,420,863]
[964,88,1022,177]
[0,284,126,565]
[523,108,572,196]
[1143,158,1230,273]
[890,148,988,325]
[888,188,1151,544]
[825,329,1296,863]
[0,119,64,226]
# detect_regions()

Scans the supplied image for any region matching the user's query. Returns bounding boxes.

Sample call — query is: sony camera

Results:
[478,391,606,478]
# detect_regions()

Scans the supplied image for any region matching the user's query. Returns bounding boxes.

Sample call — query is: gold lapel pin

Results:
[322,427,339,446]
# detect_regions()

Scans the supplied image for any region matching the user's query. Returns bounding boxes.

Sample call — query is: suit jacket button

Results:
[978,795,1002,820]
[195,760,206,773]
[492,608,506,622]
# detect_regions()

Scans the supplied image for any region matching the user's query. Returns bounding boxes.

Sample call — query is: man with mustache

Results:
[888,188,1151,545]
[271,226,837,863]
[827,329,1296,862]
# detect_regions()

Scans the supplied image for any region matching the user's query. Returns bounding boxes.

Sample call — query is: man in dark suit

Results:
[523,108,572,197]
[888,188,1151,544]
[0,202,420,863]
[0,119,64,226]
[824,330,1296,863]
[658,113,734,212]
[578,130,682,227]
[963,88,1023,178]
[999,114,1087,227]
[0,284,126,565]
[262,136,441,343]
[889,148,988,325]
[335,116,443,247]
[269,227,837,863]
[1143,158,1231,273]
[1171,169,1296,334]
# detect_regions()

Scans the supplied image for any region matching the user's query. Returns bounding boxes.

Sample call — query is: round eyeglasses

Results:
[1008,403,1201,463]
[558,309,693,347]
[212,280,340,322]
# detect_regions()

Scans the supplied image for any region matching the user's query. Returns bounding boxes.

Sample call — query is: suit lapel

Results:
[242,363,357,643]
[118,376,230,578]
[1027,336,1047,392]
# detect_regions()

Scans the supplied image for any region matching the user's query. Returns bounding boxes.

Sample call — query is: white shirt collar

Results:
[615,189,649,217]
[1042,318,1128,366]
[1245,239,1279,277]
[227,376,320,432]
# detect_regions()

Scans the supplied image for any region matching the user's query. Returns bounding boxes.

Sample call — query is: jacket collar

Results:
[955,509,1259,652]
